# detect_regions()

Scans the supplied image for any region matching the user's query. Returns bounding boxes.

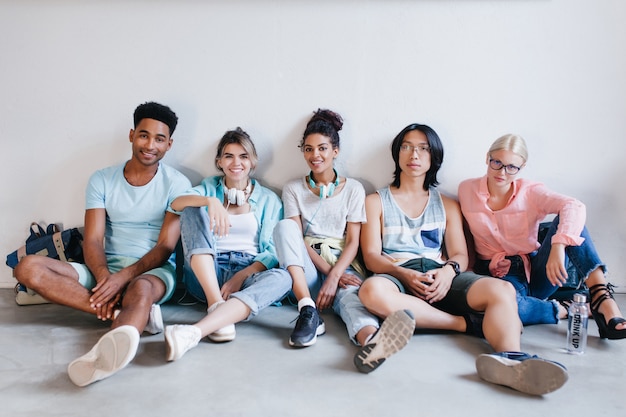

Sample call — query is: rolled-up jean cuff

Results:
[229,293,258,320]
[186,247,216,264]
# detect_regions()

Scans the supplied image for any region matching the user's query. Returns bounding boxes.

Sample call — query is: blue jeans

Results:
[273,219,379,344]
[180,207,292,319]
[474,216,605,325]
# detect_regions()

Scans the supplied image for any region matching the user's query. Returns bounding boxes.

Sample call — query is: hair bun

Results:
[309,109,343,132]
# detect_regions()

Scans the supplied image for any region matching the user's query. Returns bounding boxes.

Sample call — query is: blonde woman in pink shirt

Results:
[458,134,625,339]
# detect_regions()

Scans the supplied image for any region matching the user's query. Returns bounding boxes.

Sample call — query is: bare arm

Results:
[421,196,469,303]
[360,193,408,279]
[89,211,181,308]
[220,260,267,299]
[440,196,469,271]
[334,221,362,283]
[360,192,439,300]
[82,208,111,282]
[171,194,230,237]
[81,208,122,318]
[316,221,363,309]
[171,194,214,211]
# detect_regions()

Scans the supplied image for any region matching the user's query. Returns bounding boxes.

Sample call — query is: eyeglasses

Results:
[400,144,430,154]
[488,158,521,175]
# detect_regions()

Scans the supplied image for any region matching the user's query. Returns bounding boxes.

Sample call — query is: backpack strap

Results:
[52,232,67,262]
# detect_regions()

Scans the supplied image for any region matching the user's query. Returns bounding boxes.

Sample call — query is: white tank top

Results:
[216,212,259,256]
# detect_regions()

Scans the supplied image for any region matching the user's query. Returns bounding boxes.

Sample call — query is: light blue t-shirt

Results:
[85,161,191,266]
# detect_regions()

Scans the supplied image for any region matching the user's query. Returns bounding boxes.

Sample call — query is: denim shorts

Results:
[69,256,177,304]
[377,257,484,316]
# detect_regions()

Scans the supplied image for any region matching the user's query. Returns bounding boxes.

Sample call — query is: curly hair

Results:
[300,108,343,150]
[133,102,178,136]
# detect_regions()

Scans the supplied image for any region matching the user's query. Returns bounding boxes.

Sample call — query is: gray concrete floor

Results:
[1,288,625,417]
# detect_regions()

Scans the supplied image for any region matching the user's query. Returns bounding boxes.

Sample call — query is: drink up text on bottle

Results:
[566,293,588,354]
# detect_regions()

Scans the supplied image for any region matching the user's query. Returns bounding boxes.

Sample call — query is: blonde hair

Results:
[488,134,528,163]
[215,127,258,172]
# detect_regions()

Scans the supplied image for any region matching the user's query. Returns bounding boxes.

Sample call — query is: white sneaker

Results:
[14,284,51,305]
[67,325,140,387]
[165,325,202,362]
[144,304,164,335]
[112,304,163,335]
[206,301,236,342]
[476,351,569,395]
[353,309,415,374]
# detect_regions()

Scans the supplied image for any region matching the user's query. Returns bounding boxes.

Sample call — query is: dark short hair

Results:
[300,109,343,150]
[390,123,444,191]
[133,102,178,136]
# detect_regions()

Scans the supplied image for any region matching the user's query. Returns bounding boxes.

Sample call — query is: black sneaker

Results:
[289,305,326,347]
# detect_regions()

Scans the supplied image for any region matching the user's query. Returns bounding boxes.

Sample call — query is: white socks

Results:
[298,297,316,311]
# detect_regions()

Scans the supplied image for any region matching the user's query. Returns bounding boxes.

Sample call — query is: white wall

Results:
[1,0,625,288]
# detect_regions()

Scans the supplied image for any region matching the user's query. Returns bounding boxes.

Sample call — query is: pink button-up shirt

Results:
[458,176,586,281]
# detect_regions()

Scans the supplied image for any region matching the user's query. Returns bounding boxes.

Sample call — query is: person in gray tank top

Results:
[357,123,569,396]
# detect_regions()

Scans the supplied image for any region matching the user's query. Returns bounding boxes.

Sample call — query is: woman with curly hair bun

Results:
[273,109,415,371]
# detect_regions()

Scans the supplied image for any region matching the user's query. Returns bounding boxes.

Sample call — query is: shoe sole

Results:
[475,354,569,395]
[164,326,180,362]
[68,326,139,387]
[15,287,50,305]
[354,310,415,374]
[289,321,326,347]
[207,328,236,343]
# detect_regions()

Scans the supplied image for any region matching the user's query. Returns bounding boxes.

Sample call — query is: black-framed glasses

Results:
[489,158,521,175]
[400,144,430,154]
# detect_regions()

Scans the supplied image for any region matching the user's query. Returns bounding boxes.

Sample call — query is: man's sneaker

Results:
[112,305,163,335]
[206,301,236,342]
[289,305,325,347]
[165,324,202,362]
[354,309,415,374]
[476,351,569,395]
[67,325,140,387]
[144,304,164,335]
[14,284,50,305]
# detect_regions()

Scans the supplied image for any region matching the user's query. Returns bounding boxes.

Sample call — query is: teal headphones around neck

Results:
[308,169,340,200]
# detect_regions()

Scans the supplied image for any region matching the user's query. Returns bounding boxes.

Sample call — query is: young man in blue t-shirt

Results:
[15,102,191,386]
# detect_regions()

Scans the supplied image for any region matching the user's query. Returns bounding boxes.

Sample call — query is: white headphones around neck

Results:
[223,179,252,206]
[308,169,340,200]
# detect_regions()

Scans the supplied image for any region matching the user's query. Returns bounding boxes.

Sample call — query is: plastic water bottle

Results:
[566,293,588,354]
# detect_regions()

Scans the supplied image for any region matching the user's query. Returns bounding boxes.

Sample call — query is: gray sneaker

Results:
[354,309,415,374]
[68,325,140,387]
[165,324,202,362]
[475,351,568,395]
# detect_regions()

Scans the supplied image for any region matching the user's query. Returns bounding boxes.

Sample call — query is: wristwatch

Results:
[444,260,461,276]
